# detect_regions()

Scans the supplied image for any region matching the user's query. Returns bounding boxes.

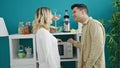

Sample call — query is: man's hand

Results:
[83,62,87,68]
[67,38,76,44]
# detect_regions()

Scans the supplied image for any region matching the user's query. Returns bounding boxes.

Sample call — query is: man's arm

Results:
[67,38,81,48]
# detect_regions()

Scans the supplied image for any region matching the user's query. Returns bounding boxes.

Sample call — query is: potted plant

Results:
[101,0,120,68]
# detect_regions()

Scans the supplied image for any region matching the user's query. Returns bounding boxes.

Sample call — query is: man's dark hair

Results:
[71,4,88,14]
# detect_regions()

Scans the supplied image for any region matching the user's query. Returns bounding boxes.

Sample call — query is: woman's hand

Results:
[57,38,62,42]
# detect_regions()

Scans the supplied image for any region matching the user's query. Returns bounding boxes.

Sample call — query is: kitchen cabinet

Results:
[9,34,36,68]
[9,32,81,68]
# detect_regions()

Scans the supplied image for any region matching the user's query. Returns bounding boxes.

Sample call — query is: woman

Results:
[32,7,61,68]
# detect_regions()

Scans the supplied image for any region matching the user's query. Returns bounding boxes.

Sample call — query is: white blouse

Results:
[36,28,60,68]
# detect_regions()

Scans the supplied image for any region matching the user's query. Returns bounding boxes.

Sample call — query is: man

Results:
[67,4,106,68]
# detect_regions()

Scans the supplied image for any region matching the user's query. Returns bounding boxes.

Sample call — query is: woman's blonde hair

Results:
[32,7,52,33]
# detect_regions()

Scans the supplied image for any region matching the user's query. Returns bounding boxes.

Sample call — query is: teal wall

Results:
[0,0,113,68]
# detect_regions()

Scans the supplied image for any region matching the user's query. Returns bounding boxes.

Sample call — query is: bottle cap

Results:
[64,10,69,18]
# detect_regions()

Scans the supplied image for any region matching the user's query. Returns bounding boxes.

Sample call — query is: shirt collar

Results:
[83,17,92,25]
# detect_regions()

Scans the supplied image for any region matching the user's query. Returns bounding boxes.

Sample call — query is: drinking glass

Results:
[52,9,61,27]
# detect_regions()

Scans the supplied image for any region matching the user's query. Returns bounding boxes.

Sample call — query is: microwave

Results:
[58,42,73,59]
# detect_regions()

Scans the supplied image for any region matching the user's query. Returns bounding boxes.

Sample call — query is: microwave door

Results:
[58,45,64,56]
[58,42,73,59]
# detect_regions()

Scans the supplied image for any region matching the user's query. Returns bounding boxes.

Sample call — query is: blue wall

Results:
[0,0,113,68]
